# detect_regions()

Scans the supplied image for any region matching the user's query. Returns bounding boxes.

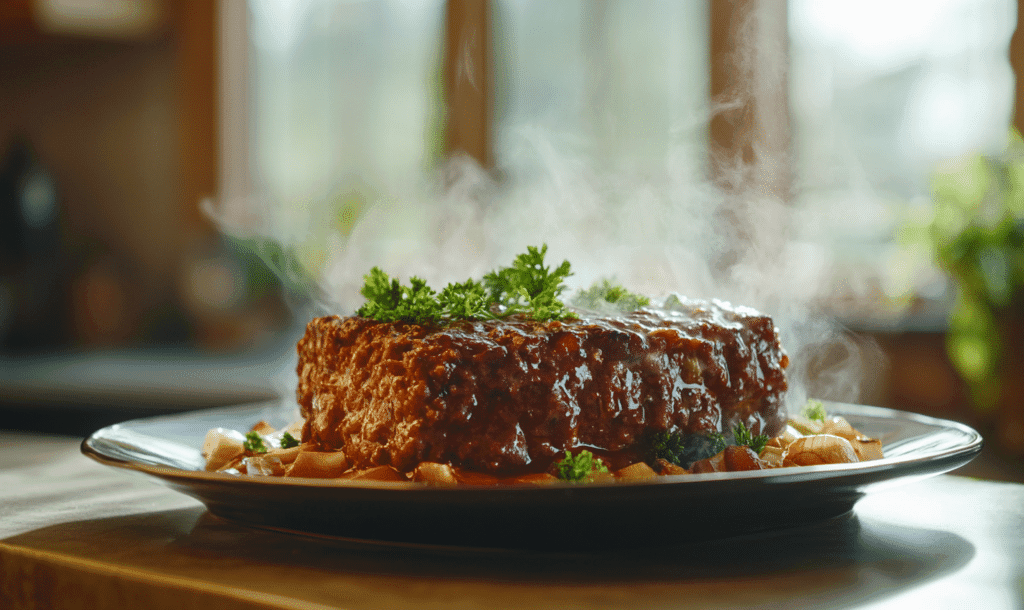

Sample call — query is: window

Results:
[493,0,708,175]
[221,0,1018,322]
[788,0,1016,323]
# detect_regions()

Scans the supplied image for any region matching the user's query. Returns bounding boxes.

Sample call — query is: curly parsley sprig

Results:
[483,245,574,321]
[573,279,651,312]
[555,450,609,482]
[356,245,577,324]
[356,269,444,325]
[647,430,687,466]
[280,432,300,449]
[243,431,268,454]
[802,399,827,422]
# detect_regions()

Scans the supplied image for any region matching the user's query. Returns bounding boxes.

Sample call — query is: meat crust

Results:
[295,300,788,476]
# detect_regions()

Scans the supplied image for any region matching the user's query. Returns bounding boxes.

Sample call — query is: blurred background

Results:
[1,0,1022,481]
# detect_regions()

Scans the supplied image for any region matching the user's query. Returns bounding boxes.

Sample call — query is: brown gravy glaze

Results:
[296,300,788,477]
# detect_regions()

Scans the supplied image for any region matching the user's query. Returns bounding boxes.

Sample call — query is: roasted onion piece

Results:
[782,434,859,467]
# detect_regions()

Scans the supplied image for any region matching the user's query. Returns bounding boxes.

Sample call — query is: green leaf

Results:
[732,422,769,454]
[244,431,268,454]
[355,268,441,325]
[437,279,494,320]
[647,430,686,466]
[481,244,576,321]
[705,431,727,456]
[355,245,582,324]
[927,131,1024,414]
[280,432,300,449]
[554,450,609,482]
[801,399,827,423]
[573,279,650,312]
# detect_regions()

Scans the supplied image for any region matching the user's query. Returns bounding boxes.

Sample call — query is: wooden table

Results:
[1,431,1022,610]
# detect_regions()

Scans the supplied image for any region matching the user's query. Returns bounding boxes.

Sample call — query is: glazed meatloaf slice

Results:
[295,300,788,476]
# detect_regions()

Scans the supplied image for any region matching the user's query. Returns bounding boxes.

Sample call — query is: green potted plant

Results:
[929,130,1024,455]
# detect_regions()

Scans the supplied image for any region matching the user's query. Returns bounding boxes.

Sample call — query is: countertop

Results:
[1,432,1022,609]
[0,341,296,436]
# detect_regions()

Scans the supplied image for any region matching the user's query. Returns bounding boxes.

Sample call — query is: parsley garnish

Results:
[437,279,493,320]
[573,279,650,312]
[706,431,728,455]
[356,245,576,324]
[279,431,300,449]
[356,269,444,325]
[483,245,575,321]
[640,425,771,468]
[555,450,609,482]
[732,422,770,454]
[802,399,827,422]
[647,430,687,466]
[244,431,268,454]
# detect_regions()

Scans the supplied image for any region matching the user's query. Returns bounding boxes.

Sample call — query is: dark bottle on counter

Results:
[0,137,67,351]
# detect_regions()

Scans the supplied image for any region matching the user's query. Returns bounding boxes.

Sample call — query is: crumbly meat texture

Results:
[295,301,788,476]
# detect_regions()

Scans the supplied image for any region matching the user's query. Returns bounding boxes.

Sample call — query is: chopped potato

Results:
[615,462,658,481]
[759,444,785,468]
[851,437,884,461]
[248,420,276,435]
[286,450,348,478]
[412,462,459,486]
[652,459,689,476]
[722,445,765,471]
[202,429,245,472]
[245,455,286,476]
[262,445,301,464]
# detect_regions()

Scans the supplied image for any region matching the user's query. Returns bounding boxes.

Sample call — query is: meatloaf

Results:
[295,299,789,476]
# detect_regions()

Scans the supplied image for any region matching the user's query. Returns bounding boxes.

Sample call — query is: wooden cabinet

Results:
[0,0,168,42]
[0,0,217,347]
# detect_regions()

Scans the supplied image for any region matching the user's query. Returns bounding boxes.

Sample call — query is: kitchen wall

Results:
[0,36,184,340]
[0,2,279,351]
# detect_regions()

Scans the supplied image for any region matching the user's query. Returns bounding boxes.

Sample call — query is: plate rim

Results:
[81,400,984,492]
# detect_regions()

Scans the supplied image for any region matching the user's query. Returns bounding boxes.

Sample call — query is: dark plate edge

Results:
[80,400,984,494]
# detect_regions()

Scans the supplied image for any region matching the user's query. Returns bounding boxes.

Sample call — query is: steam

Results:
[208,2,884,409]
